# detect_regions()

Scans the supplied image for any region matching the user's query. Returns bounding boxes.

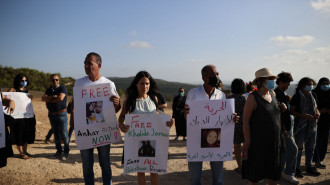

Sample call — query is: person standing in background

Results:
[228,78,246,174]
[312,77,330,169]
[274,72,299,184]
[42,74,70,160]
[172,87,187,141]
[290,77,320,177]
[8,74,36,160]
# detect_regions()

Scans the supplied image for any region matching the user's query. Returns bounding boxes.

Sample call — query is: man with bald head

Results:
[184,64,238,185]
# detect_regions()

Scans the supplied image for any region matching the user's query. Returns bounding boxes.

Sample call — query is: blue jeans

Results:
[188,161,224,185]
[80,144,112,185]
[294,125,317,169]
[48,111,70,154]
[281,125,298,176]
[68,127,74,142]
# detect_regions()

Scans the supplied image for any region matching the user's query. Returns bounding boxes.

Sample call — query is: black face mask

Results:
[208,77,220,87]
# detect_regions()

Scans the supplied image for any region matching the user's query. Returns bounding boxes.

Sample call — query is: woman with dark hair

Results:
[118,71,173,185]
[242,68,285,185]
[228,78,246,173]
[290,77,320,177]
[312,77,330,169]
[201,129,220,148]
[8,74,36,159]
[172,87,186,141]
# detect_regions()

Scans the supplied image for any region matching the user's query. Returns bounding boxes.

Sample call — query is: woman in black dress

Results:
[242,68,285,184]
[8,74,36,159]
[172,87,186,141]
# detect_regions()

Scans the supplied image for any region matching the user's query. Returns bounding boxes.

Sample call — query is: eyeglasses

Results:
[52,79,59,82]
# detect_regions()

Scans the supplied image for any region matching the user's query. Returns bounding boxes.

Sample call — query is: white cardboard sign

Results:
[0,94,5,148]
[2,92,34,119]
[186,99,235,161]
[123,114,171,174]
[73,83,122,150]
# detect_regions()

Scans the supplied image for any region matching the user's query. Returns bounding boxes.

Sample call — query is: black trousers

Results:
[313,113,330,163]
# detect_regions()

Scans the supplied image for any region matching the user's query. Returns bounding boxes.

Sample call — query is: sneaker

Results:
[282,173,299,184]
[295,169,304,178]
[51,152,62,159]
[315,162,326,169]
[306,166,321,176]
[174,137,178,141]
[183,137,186,141]
[61,153,69,161]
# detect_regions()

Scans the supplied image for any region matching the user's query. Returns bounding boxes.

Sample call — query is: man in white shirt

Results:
[74,52,121,185]
[184,64,238,185]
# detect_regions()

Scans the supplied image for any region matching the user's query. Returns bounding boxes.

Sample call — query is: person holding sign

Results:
[183,65,239,185]
[0,92,15,168]
[74,52,121,185]
[119,71,173,185]
[242,68,285,185]
[8,74,36,160]
[42,74,70,160]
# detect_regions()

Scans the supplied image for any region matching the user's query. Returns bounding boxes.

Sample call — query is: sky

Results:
[1,0,330,84]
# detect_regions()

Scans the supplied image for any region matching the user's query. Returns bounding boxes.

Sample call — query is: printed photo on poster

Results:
[138,140,156,157]
[201,128,221,148]
[86,101,105,125]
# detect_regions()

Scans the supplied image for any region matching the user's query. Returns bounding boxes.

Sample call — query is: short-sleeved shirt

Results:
[131,96,157,114]
[74,76,119,97]
[186,85,226,101]
[45,85,67,112]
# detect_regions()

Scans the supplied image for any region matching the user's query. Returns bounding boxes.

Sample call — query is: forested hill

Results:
[0,65,199,99]
[108,77,199,101]
[0,65,75,95]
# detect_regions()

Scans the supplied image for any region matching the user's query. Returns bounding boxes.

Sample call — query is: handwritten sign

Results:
[0,94,5,148]
[123,114,171,174]
[73,83,122,150]
[186,99,235,161]
[2,92,34,119]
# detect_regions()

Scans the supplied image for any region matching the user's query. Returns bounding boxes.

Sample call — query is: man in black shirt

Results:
[42,74,70,160]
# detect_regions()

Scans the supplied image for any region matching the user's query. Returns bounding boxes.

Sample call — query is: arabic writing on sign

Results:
[204,101,227,115]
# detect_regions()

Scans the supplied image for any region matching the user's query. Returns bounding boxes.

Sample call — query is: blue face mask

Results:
[320,84,330,91]
[217,87,222,91]
[20,81,27,87]
[305,85,313,92]
[179,92,184,96]
[265,80,276,90]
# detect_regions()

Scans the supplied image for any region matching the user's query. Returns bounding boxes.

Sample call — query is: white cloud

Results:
[130,30,136,36]
[124,41,154,49]
[311,0,330,12]
[271,35,314,47]
[264,46,330,65]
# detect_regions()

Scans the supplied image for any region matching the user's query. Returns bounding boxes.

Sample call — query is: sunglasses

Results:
[52,79,59,82]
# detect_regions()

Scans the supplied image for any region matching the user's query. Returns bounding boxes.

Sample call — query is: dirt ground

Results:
[0,95,329,185]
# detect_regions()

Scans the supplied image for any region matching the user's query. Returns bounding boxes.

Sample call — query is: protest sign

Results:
[0,94,5,148]
[186,99,235,161]
[73,83,122,150]
[123,114,171,174]
[2,92,34,119]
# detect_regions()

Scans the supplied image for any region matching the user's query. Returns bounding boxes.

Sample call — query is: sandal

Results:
[18,154,30,159]
[25,152,32,157]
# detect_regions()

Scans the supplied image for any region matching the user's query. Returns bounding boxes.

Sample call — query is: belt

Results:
[49,109,67,115]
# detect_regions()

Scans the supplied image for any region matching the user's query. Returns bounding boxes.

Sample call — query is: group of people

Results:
[0,52,329,185]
